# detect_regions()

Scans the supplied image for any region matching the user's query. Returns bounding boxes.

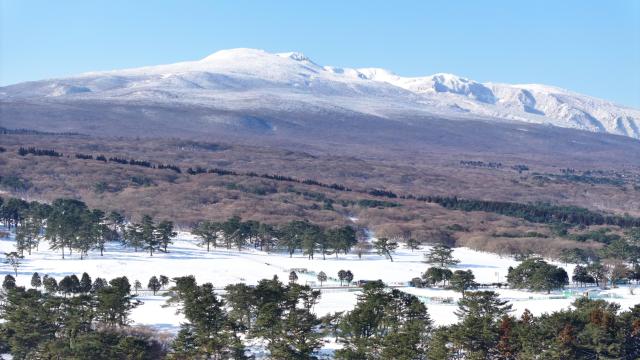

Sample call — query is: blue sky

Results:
[1,0,639,107]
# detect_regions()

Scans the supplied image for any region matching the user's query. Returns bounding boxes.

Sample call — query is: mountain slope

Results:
[2,48,638,139]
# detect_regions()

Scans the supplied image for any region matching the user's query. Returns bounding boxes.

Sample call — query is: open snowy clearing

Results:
[1,228,639,332]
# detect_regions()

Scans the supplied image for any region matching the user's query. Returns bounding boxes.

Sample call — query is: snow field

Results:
[1,230,638,332]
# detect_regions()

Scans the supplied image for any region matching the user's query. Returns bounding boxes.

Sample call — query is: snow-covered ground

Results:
[1,228,638,332]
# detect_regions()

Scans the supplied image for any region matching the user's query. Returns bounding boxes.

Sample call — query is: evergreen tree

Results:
[43,275,58,293]
[279,220,308,257]
[406,237,421,251]
[326,226,357,258]
[450,270,477,298]
[220,216,243,250]
[140,215,158,256]
[45,199,89,259]
[30,272,42,289]
[317,271,327,287]
[92,277,107,293]
[373,237,398,262]
[2,274,16,290]
[124,222,144,252]
[345,270,354,286]
[423,267,453,287]
[133,280,142,295]
[89,209,109,257]
[148,276,161,295]
[289,271,298,284]
[424,244,460,267]
[224,283,256,331]
[79,272,92,293]
[302,224,321,260]
[336,281,433,359]
[449,291,513,358]
[338,269,347,286]
[193,220,219,251]
[159,274,169,289]
[14,210,43,256]
[59,275,75,296]
[4,251,23,277]
[155,220,176,253]
[587,262,607,287]
[251,279,322,359]
[170,278,248,359]
[573,264,595,286]
[95,276,139,327]
[507,258,569,293]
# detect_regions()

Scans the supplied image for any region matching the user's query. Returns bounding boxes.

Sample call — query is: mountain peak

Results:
[1,48,638,139]
[276,51,312,62]
[200,48,270,62]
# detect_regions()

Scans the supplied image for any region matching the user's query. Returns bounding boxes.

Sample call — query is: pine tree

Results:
[2,274,16,290]
[94,276,139,327]
[193,221,219,251]
[289,271,298,284]
[159,275,169,289]
[317,271,327,287]
[59,275,75,296]
[406,237,421,251]
[279,220,308,257]
[345,270,354,286]
[450,291,513,358]
[45,199,89,259]
[30,272,42,289]
[302,226,319,260]
[124,223,144,252]
[424,244,460,267]
[224,283,256,330]
[155,220,176,253]
[573,264,595,287]
[133,280,142,295]
[92,277,107,293]
[140,215,158,256]
[79,272,92,293]
[43,275,58,293]
[148,276,161,295]
[4,251,23,277]
[450,269,476,297]
[338,269,347,286]
[373,237,398,262]
[171,279,248,358]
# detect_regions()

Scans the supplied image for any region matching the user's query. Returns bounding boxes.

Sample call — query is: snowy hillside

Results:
[2,228,639,339]
[1,48,639,139]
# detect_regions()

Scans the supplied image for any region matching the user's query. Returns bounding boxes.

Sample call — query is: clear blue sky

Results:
[2,0,639,107]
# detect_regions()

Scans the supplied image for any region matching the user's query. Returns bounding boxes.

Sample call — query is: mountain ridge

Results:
[1,48,639,139]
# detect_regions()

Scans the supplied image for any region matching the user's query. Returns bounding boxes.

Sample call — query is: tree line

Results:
[1,196,361,261]
[0,196,176,259]
[192,216,357,259]
[2,274,639,359]
[420,196,640,228]
[17,147,62,157]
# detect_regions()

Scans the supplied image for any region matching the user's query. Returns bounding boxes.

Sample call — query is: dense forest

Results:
[1,274,639,359]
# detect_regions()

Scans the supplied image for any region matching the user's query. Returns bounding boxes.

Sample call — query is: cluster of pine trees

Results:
[0,196,176,259]
[2,275,639,359]
[0,273,158,359]
[1,196,362,262]
[192,216,357,259]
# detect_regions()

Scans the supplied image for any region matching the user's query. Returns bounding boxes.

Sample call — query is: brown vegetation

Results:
[1,133,637,258]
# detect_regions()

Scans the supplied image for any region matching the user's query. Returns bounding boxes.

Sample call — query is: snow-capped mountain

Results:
[1,48,639,139]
